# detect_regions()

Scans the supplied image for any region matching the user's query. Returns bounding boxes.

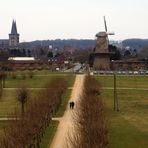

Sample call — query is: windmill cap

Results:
[96,32,107,37]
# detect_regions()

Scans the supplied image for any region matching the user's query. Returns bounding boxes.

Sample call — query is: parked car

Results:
[133,71,138,75]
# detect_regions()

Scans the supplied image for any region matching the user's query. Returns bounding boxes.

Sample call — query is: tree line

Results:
[0,78,68,148]
[67,76,108,148]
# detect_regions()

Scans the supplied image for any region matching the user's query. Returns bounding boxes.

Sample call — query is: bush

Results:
[21,72,26,79]
[27,71,34,79]
[28,67,35,71]
[11,72,17,79]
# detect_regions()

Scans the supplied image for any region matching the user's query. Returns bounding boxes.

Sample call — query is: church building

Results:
[0,20,20,49]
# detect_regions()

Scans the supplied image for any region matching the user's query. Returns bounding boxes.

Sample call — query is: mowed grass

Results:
[0,72,75,116]
[54,89,72,117]
[0,89,39,117]
[96,76,148,148]
[95,75,148,88]
[5,73,75,88]
[0,121,8,137]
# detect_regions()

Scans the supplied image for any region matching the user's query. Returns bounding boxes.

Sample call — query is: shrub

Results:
[21,72,26,79]
[27,71,34,79]
[11,72,17,79]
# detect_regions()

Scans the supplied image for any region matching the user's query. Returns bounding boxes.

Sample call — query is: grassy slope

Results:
[96,76,148,148]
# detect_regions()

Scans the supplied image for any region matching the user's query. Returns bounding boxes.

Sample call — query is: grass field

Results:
[0,89,39,117]
[0,71,75,147]
[96,75,148,148]
[0,71,75,115]
[2,73,148,147]
[5,72,74,88]
[95,75,148,88]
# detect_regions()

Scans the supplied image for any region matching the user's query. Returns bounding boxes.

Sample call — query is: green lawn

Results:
[0,121,8,137]
[54,89,72,117]
[95,75,148,88]
[0,73,75,116]
[5,74,75,88]
[96,76,148,148]
[8,70,66,75]
[0,89,39,117]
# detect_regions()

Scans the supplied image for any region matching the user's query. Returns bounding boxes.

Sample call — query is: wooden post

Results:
[114,74,116,111]
[116,83,119,112]
[114,74,119,112]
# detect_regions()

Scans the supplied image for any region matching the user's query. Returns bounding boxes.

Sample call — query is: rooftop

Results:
[8,57,35,61]
[96,32,107,37]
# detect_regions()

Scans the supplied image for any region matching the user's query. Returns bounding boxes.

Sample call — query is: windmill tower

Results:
[93,16,114,70]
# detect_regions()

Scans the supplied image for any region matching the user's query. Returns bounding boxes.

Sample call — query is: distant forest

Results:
[22,39,96,50]
[21,38,148,51]
[122,39,148,51]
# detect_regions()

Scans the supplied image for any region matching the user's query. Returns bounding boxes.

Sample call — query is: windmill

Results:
[92,16,114,70]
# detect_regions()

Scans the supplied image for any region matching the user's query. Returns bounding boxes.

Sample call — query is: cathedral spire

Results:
[9,19,19,46]
[11,19,18,34]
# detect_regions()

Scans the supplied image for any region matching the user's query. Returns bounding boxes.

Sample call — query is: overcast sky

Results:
[0,0,148,41]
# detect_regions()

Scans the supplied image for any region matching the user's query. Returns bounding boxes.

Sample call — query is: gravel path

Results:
[50,74,85,148]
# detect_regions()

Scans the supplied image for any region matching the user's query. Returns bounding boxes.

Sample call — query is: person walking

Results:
[69,101,75,109]
[71,101,75,109]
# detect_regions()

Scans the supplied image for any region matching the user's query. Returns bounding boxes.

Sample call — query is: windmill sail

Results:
[104,16,108,32]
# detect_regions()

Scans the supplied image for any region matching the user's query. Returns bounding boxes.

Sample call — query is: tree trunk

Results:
[0,79,3,99]
[2,77,5,88]
[22,103,24,118]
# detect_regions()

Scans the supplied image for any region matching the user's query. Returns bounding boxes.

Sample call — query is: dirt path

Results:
[50,74,85,148]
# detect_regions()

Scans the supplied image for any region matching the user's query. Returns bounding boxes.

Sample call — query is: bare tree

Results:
[0,73,4,98]
[0,78,68,147]
[17,86,29,117]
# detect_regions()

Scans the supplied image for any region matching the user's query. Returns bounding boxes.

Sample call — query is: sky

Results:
[0,0,148,42]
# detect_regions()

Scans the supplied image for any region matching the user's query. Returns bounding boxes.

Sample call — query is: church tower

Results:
[9,20,19,47]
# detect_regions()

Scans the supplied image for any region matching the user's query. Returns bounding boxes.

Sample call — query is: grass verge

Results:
[54,89,72,117]
[54,75,75,117]
[40,120,59,148]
